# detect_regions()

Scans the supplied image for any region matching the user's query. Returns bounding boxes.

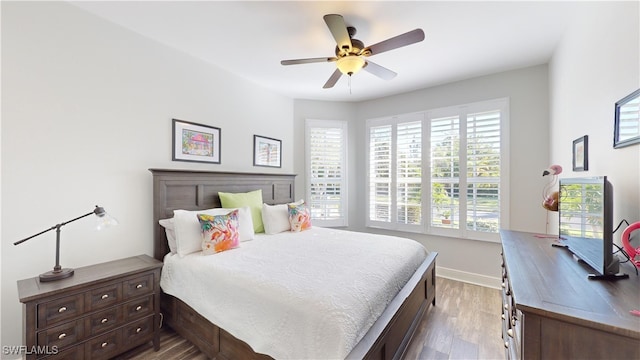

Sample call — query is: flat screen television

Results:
[558,176,625,279]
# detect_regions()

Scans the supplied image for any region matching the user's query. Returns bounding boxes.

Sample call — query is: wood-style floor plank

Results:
[121,277,504,360]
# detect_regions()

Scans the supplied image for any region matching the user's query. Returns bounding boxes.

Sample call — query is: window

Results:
[367,114,424,232]
[366,99,509,241]
[306,119,348,227]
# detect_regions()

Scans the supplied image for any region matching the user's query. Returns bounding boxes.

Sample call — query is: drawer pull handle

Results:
[501,282,506,288]
[101,294,109,300]
[136,327,142,333]
[101,318,108,324]
[58,333,66,340]
[58,306,67,313]
[511,318,516,327]
[501,314,506,320]
[504,341,509,349]
[503,303,508,310]
[507,329,514,338]
[136,305,142,311]
[136,284,143,289]
[101,342,108,348]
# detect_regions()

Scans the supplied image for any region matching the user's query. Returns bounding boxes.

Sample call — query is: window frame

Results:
[365,113,426,233]
[365,98,510,242]
[305,119,349,227]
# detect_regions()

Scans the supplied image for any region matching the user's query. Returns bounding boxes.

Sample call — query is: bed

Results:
[150,169,437,360]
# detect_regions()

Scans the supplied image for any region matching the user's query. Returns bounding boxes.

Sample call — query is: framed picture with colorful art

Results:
[172,119,221,164]
[253,135,281,168]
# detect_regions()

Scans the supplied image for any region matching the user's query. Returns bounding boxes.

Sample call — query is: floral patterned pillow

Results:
[197,209,240,254]
[288,202,312,232]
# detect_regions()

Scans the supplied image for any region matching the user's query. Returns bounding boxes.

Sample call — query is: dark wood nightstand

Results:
[17,255,162,360]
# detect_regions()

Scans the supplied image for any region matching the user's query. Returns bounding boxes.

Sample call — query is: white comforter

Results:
[160,227,427,359]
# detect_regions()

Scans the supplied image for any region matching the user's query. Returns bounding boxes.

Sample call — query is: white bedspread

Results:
[160,227,427,359]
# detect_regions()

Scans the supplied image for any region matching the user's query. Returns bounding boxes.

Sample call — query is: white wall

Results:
[294,65,550,286]
[549,2,640,233]
[1,2,293,352]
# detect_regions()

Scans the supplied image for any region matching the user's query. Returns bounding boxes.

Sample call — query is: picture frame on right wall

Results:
[253,135,282,168]
[572,135,589,171]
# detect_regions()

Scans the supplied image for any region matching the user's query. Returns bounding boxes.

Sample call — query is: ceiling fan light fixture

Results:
[336,56,365,76]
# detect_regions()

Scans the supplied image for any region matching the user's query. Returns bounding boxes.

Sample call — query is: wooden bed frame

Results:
[150,169,437,360]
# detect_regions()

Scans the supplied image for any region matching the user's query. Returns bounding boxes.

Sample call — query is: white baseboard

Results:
[436,266,502,289]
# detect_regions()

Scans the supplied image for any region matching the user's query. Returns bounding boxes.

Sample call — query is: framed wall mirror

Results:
[613,88,640,148]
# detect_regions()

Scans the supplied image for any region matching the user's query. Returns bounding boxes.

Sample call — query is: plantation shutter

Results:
[430,115,460,229]
[396,121,422,225]
[306,120,348,227]
[369,124,392,223]
[466,110,501,232]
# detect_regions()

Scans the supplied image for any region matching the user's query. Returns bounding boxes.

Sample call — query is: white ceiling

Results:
[70,1,584,102]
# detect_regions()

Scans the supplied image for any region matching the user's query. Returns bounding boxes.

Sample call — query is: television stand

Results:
[588,273,629,280]
[550,242,628,280]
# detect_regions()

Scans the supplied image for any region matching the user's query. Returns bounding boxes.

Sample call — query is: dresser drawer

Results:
[123,273,154,299]
[43,344,84,360]
[37,319,84,349]
[86,283,121,311]
[86,306,122,337]
[123,315,155,347]
[37,294,85,329]
[124,295,154,321]
[83,328,120,360]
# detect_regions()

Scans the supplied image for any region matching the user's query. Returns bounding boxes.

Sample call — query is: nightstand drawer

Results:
[83,328,120,360]
[44,345,84,360]
[37,294,85,329]
[86,306,122,336]
[123,315,155,347]
[87,283,121,311]
[123,273,154,299]
[125,295,154,321]
[37,319,84,349]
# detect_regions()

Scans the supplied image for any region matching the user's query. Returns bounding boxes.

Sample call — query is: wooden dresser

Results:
[500,230,640,359]
[17,255,162,360]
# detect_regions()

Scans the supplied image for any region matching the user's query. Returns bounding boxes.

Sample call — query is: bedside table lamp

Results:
[14,205,118,282]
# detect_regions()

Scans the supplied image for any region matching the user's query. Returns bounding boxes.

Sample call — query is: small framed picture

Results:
[172,119,221,164]
[572,135,588,171]
[253,135,281,168]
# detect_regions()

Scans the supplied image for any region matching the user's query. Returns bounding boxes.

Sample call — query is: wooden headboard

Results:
[150,169,296,261]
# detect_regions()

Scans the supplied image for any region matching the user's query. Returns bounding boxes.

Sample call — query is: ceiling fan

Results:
[281,14,425,89]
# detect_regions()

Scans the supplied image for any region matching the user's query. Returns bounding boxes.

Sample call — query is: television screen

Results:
[558,176,618,276]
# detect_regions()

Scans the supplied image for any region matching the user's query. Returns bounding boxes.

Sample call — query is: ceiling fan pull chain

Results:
[349,75,352,94]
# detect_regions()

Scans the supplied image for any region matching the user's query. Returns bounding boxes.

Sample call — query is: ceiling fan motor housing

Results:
[336,38,365,57]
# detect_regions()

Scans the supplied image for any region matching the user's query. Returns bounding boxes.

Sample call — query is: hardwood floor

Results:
[118,277,504,360]
[403,277,505,360]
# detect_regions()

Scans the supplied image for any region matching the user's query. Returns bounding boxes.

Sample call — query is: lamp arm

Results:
[13,210,95,246]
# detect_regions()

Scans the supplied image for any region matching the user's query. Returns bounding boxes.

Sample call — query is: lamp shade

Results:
[336,56,365,76]
[94,206,118,230]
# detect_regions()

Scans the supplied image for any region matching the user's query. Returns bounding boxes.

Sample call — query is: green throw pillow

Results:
[218,189,264,233]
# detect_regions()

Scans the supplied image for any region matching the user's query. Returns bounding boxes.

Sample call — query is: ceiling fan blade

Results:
[324,14,352,52]
[364,29,425,56]
[281,57,337,65]
[364,60,397,80]
[323,69,342,89]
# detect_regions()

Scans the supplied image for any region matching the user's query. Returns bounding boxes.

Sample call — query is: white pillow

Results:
[159,218,177,253]
[173,206,254,257]
[262,204,290,234]
[262,200,304,235]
